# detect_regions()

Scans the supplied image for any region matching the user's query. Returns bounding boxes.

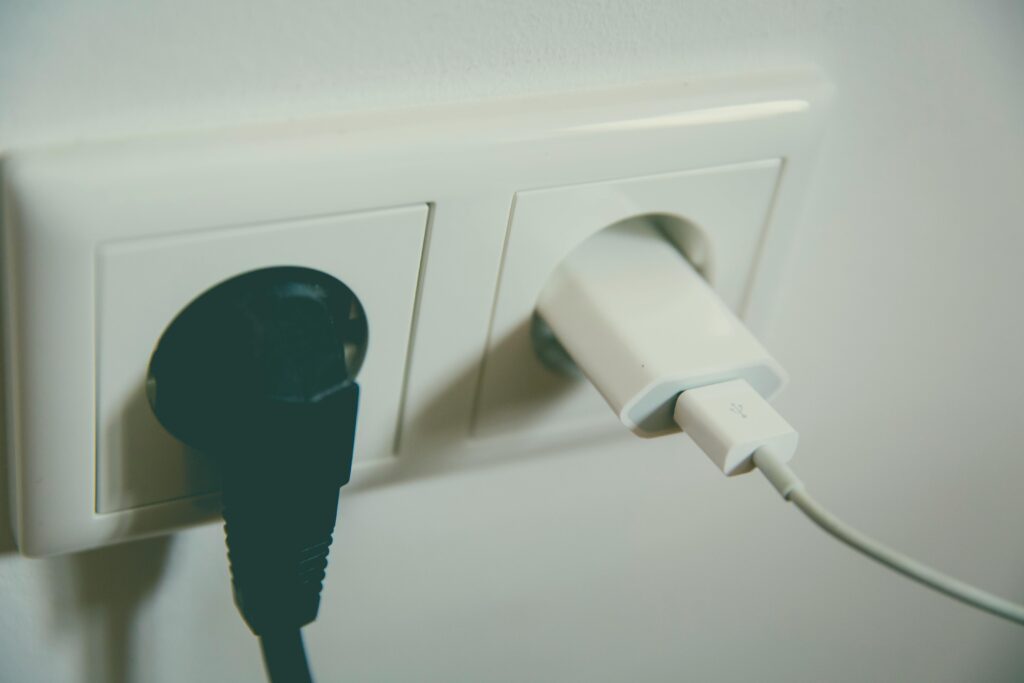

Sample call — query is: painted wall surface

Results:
[1,1,1023,681]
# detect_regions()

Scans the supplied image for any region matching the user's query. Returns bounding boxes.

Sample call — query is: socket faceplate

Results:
[96,206,428,514]
[474,160,783,441]
[2,71,830,555]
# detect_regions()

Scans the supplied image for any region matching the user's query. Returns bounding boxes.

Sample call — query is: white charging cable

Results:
[675,380,1024,626]
[537,217,1024,627]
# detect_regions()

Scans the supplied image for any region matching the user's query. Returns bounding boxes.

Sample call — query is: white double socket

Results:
[2,71,831,555]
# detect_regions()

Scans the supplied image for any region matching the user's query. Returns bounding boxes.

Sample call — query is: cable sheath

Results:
[754,447,1024,626]
[260,629,314,683]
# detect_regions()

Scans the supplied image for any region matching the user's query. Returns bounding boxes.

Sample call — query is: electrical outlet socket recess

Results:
[95,207,428,515]
[474,160,784,442]
[2,70,830,556]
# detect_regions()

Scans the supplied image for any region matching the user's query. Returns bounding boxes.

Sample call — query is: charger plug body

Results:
[536,219,786,437]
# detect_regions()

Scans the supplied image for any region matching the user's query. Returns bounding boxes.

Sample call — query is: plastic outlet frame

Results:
[2,70,830,556]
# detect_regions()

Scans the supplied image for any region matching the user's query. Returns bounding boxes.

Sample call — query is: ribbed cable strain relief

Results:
[222,478,341,636]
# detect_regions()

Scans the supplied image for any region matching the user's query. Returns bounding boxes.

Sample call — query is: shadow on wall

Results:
[47,535,174,683]
[0,474,13,554]
[0,207,14,554]
[351,319,608,493]
[2,166,173,682]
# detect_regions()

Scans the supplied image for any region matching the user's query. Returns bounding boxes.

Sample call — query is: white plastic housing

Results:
[674,379,797,475]
[94,206,428,514]
[1,70,830,556]
[473,160,786,441]
[536,219,787,437]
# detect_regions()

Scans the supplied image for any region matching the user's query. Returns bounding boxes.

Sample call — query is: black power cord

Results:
[147,266,366,683]
[261,630,313,683]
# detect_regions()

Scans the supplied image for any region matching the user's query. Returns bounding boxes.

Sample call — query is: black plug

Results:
[147,266,366,683]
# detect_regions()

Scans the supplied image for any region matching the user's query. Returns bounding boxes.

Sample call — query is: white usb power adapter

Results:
[536,218,787,444]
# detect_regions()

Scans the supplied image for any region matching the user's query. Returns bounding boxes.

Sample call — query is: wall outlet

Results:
[96,206,427,515]
[2,70,830,556]
[474,160,784,441]
[3,188,426,555]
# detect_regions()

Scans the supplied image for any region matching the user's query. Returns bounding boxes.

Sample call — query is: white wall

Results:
[2,1,1023,681]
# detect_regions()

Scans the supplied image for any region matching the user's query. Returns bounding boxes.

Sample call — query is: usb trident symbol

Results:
[730,402,747,419]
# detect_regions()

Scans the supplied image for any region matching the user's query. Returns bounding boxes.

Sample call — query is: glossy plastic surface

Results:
[1,70,830,555]
[475,160,783,440]
[97,207,426,514]
[536,220,787,438]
